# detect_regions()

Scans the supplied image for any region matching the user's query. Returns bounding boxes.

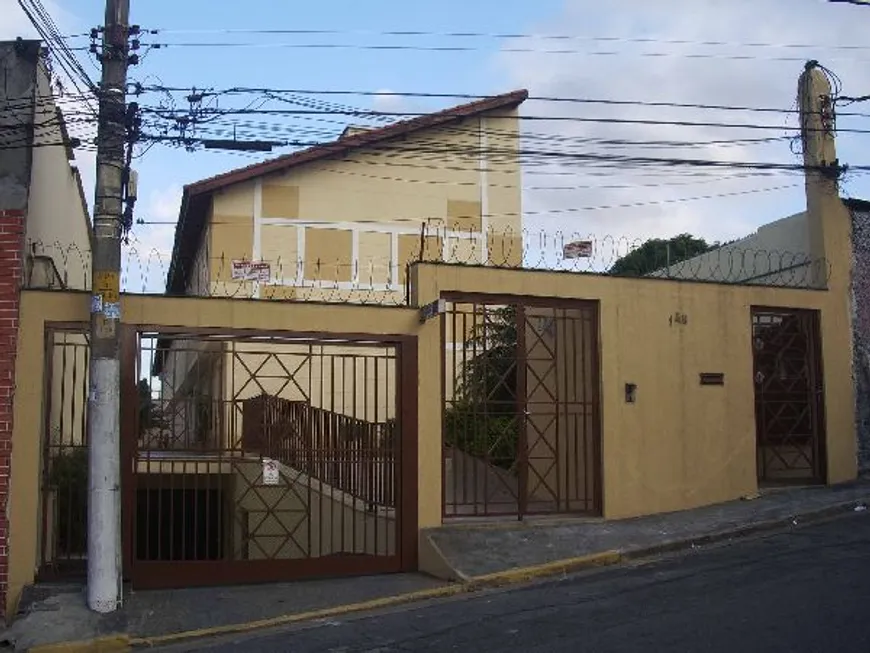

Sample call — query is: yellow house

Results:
[166,89,527,304]
[147,91,529,514]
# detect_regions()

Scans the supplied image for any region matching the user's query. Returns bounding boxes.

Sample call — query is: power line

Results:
[139,132,857,175]
[124,41,870,63]
[136,85,870,117]
[175,128,806,178]
[133,182,802,225]
[16,0,99,118]
[127,140,796,194]
[73,27,870,52]
[187,114,795,150]
[138,105,870,134]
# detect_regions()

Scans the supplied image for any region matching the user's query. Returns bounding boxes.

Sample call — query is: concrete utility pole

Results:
[88,0,130,614]
[797,61,839,290]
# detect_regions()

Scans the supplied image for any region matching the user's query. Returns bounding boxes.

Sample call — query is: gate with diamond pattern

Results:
[121,326,417,589]
[751,307,826,485]
[441,293,602,519]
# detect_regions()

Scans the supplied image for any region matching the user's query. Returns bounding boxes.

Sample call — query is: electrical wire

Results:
[16,0,99,119]
[137,105,870,134]
[125,41,870,63]
[133,182,802,225]
[185,113,796,151]
[136,85,848,116]
[133,128,860,171]
[61,27,870,53]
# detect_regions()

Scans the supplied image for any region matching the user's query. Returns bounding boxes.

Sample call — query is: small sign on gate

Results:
[262,458,280,485]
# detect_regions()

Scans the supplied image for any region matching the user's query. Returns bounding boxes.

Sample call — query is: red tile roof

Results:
[166,89,528,294]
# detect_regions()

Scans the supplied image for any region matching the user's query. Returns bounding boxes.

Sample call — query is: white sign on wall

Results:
[262,458,280,485]
[563,241,593,259]
[231,260,271,282]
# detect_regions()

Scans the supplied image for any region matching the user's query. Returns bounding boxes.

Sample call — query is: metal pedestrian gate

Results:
[441,294,602,519]
[120,326,417,589]
[39,325,90,580]
[751,307,826,485]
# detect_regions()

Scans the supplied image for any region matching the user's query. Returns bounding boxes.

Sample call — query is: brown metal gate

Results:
[121,326,417,589]
[751,307,826,485]
[442,294,601,519]
[39,324,90,580]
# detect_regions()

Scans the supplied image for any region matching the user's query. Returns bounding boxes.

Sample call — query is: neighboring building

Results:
[651,211,815,287]
[166,89,527,303]
[0,38,93,616]
[0,39,93,290]
[847,198,870,475]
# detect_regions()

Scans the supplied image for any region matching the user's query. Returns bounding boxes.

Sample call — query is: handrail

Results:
[252,397,396,509]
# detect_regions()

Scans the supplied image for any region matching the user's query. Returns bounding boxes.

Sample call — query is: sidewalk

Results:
[425,480,870,579]
[3,480,868,652]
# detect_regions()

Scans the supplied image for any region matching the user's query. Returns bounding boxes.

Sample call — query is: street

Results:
[153,511,870,652]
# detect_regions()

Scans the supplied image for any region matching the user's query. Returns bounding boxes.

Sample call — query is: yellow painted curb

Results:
[28,634,131,653]
[130,584,470,649]
[30,553,623,651]
[130,552,622,648]
[468,551,623,588]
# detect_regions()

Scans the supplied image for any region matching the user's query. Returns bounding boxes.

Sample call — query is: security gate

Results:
[442,294,602,519]
[39,325,90,580]
[752,307,826,484]
[122,326,417,589]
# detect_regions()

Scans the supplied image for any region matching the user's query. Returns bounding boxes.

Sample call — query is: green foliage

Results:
[444,306,520,470]
[608,233,713,277]
[48,447,88,556]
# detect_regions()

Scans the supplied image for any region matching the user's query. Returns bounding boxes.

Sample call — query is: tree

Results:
[608,233,713,277]
[444,305,520,470]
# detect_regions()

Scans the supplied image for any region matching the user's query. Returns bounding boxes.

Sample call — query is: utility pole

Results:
[88,0,130,614]
[797,61,839,290]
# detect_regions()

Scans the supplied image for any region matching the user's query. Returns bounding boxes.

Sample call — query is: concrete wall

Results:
[184,225,210,297]
[850,205,870,474]
[232,459,395,560]
[24,58,92,291]
[0,41,38,214]
[8,177,857,613]
[0,41,92,291]
[412,261,856,521]
[7,291,428,619]
[202,110,523,302]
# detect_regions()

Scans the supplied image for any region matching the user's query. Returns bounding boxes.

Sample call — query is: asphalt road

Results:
[157,512,870,652]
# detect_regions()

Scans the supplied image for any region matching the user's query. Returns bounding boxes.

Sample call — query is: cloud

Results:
[372,89,410,113]
[494,0,870,254]
[0,0,42,38]
[123,185,182,293]
[0,0,81,40]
